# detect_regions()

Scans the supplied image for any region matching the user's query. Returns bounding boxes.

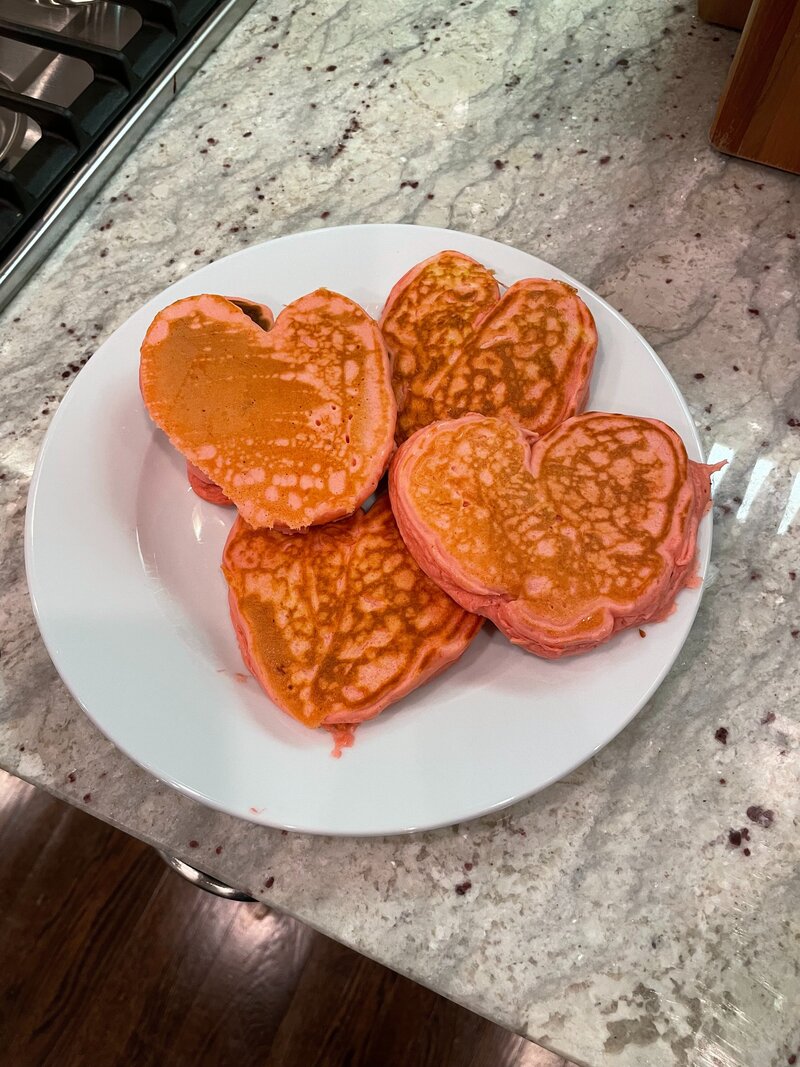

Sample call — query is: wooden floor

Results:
[0,770,573,1067]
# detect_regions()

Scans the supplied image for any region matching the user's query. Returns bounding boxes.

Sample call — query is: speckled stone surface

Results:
[1,2,798,1065]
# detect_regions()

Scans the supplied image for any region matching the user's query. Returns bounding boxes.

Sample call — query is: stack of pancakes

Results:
[139,251,717,733]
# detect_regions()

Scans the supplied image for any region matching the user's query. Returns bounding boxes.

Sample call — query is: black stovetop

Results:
[0,0,218,268]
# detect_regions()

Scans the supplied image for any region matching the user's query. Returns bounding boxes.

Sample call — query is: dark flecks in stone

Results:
[427,192,435,199]
[254,55,263,63]
[189,840,199,848]
[746,805,774,828]
[750,571,761,581]
[761,711,776,725]
[83,793,92,802]
[508,7,518,13]
[787,418,799,427]
[67,772,76,783]
[704,403,713,413]
[455,880,472,895]
[532,112,540,118]
[789,571,796,581]
[748,307,760,316]
[694,372,705,380]
[494,159,505,170]
[400,180,419,189]
[326,64,337,71]
[577,148,588,155]
[715,726,728,744]
[598,155,611,164]
[616,57,629,66]
[639,629,646,638]
[742,848,751,856]
[320,210,330,219]
[728,829,742,847]
[786,233,796,240]
[719,778,726,784]
[464,861,473,871]
[666,278,673,284]
[265,875,275,888]
[383,56,392,64]
[533,152,542,160]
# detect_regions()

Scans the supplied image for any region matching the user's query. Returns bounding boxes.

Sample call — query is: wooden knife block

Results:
[701,0,800,174]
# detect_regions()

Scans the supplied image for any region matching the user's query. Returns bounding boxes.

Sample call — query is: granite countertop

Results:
[2,1,798,1064]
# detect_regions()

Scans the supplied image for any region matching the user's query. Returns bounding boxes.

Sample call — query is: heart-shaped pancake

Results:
[389,413,719,658]
[380,250,598,441]
[140,289,396,530]
[222,495,481,728]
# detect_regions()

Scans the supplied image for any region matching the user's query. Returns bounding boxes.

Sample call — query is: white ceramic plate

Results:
[26,224,711,836]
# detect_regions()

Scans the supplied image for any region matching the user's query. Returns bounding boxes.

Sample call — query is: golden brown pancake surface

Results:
[222,495,481,728]
[380,250,597,441]
[140,289,396,530]
[390,413,718,657]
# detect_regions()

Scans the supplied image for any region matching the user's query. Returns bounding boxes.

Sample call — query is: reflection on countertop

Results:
[0,2,798,1067]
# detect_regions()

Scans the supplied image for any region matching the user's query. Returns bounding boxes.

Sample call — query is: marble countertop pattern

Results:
[1,1,798,1064]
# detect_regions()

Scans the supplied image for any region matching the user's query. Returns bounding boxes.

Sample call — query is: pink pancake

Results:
[389,413,721,658]
[140,289,396,530]
[222,494,481,727]
[380,250,597,441]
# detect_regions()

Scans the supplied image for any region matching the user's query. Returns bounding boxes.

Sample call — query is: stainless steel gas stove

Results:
[0,0,256,309]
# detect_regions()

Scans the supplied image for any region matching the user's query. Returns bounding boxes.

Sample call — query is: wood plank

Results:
[264,933,563,1067]
[709,0,800,174]
[0,772,312,1067]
